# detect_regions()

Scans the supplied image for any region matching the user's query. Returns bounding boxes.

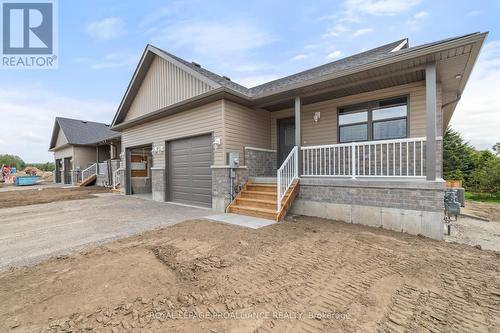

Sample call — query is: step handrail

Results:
[277,146,299,212]
[81,163,97,183]
[112,168,123,189]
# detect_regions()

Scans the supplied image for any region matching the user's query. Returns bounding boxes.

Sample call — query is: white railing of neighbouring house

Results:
[81,163,97,182]
[301,137,427,178]
[277,146,299,211]
[112,168,123,189]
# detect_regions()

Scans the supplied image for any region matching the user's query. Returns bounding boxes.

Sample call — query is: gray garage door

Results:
[168,134,212,208]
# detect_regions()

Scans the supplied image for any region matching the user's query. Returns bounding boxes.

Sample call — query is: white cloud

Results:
[326,50,342,59]
[0,87,115,162]
[234,74,281,88]
[150,20,272,59]
[343,0,422,16]
[407,10,429,28]
[323,24,373,38]
[290,54,309,61]
[451,41,500,150]
[414,10,428,19]
[85,17,126,41]
[352,28,374,37]
[73,52,140,70]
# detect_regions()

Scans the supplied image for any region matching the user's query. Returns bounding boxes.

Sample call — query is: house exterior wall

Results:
[223,100,272,164]
[124,55,215,123]
[270,81,443,149]
[291,178,445,240]
[121,100,224,168]
[73,146,97,171]
[54,128,68,148]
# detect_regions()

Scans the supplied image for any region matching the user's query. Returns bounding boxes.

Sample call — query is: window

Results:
[338,96,408,143]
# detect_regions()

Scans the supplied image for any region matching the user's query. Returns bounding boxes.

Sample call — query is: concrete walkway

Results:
[205,213,276,229]
[0,194,208,270]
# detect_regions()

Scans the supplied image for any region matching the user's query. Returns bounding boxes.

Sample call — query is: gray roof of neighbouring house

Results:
[49,117,120,149]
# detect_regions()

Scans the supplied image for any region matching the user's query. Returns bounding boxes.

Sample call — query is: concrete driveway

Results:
[0,194,209,270]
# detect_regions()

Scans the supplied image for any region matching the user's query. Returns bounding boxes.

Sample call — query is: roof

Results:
[49,117,120,150]
[112,32,487,128]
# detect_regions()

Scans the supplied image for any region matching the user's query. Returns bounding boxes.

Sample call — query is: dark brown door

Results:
[278,118,295,165]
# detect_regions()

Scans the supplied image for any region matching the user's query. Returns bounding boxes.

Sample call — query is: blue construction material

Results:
[15,176,40,186]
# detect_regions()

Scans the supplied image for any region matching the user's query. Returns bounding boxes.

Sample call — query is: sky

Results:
[0,0,499,162]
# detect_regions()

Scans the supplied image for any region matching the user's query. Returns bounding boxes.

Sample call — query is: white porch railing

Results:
[301,137,427,178]
[81,163,97,182]
[277,146,299,211]
[113,168,123,189]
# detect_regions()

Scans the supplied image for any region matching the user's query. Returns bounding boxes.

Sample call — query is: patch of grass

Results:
[465,192,500,204]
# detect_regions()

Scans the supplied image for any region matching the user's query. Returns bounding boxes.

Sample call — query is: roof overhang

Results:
[112,32,487,131]
[111,88,251,131]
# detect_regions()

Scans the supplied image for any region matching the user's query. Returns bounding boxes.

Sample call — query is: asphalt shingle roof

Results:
[154,33,480,98]
[56,117,120,145]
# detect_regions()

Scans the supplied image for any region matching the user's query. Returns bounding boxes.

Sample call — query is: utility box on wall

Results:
[227,152,240,168]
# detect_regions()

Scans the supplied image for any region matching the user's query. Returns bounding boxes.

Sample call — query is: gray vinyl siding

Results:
[73,146,97,170]
[121,100,224,167]
[54,129,68,148]
[54,145,73,162]
[124,55,216,122]
[223,100,272,161]
[270,81,443,150]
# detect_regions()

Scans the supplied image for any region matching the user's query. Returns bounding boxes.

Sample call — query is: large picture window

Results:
[338,96,408,143]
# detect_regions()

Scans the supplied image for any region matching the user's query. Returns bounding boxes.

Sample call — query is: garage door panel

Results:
[169,134,212,208]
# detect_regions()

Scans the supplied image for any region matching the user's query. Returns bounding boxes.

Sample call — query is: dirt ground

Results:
[0,186,110,209]
[462,200,500,222]
[1,216,499,333]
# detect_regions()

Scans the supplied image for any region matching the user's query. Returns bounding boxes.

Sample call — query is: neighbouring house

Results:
[49,117,121,186]
[110,32,487,240]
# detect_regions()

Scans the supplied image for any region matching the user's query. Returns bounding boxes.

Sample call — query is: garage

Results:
[168,134,212,208]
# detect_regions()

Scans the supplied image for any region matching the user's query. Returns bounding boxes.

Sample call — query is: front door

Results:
[278,118,295,165]
[63,157,72,184]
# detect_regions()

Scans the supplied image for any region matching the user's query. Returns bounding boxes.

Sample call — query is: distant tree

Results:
[493,142,500,156]
[443,127,477,182]
[0,154,25,169]
[468,150,500,194]
[26,162,55,171]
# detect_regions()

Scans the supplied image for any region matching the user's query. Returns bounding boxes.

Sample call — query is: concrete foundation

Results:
[291,178,445,240]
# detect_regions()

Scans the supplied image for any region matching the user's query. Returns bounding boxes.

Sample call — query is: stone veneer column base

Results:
[211,166,249,212]
[151,168,165,202]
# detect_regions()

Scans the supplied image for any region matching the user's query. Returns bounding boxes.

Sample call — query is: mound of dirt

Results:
[0,186,110,209]
[0,217,499,332]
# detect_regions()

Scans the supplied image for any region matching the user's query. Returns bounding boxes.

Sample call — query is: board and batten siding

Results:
[270,81,443,150]
[121,100,224,167]
[223,100,272,160]
[124,55,216,123]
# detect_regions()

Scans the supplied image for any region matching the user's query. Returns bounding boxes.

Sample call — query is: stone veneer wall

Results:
[291,178,445,240]
[244,147,277,177]
[212,166,249,212]
[151,168,165,201]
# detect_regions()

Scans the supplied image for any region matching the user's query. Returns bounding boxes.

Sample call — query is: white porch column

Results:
[295,96,302,174]
[425,63,437,181]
